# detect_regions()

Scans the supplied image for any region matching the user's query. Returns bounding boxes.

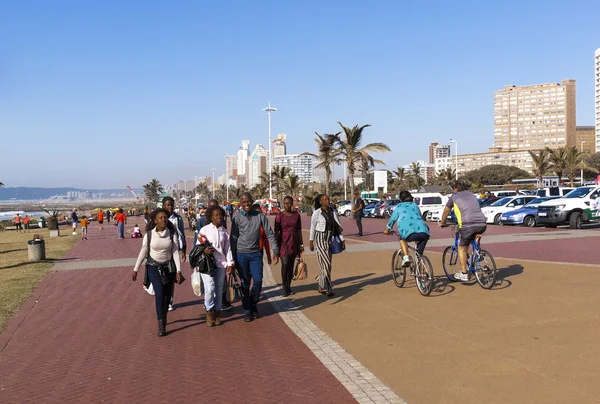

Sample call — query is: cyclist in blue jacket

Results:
[383,191,430,267]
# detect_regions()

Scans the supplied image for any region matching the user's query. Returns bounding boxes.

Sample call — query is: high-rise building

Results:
[595,48,600,152]
[273,134,287,157]
[403,161,435,183]
[225,154,238,177]
[272,154,315,183]
[428,142,451,164]
[493,79,576,151]
[575,126,595,153]
[236,140,250,175]
[248,144,270,188]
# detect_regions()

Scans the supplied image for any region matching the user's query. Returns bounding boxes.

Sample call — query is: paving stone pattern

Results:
[0,225,355,404]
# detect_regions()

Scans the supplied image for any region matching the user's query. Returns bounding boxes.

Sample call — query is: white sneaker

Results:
[454,271,470,282]
[72,232,77,235]
[401,255,412,267]
[168,304,174,311]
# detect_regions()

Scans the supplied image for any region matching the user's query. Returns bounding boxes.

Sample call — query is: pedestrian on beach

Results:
[231,192,279,322]
[114,208,127,239]
[71,209,79,235]
[352,191,365,236]
[198,205,234,327]
[132,208,183,337]
[309,194,345,297]
[162,196,187,312]
[80,215,89,240]
[13,213,23,234]
[23,215,30,233]
[97,210,104,230]
[274,196,303,297]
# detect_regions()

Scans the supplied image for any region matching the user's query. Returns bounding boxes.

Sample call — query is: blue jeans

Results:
[147,265,173,320]
[236,252,264,312]
[117,222,125,238]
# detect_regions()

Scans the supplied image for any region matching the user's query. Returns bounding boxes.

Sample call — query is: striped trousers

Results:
[314,230,333,293]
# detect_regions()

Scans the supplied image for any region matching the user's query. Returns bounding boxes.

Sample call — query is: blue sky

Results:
[1,0,598,188]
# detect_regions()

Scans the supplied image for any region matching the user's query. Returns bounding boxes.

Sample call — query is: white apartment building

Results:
[273,133,287,157]
[434,157,454,174]
[236,140,250,175]
[493,79,576,151]
[225,154,237,176]
[248,144,270,188]
[272,154,315,183]
[595,48,600,152]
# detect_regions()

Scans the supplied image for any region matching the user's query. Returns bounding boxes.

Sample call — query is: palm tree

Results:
[435,168,456,186]
[270,165,292,201]
[408,162,425,189]
[390,167,407,192]
[528,149,551,188]
[565,146,598,186]
[358,152,385,192]
[337,122,391,197]
[282,174,301,197]
[251,183,268,200]
[546,147,568,185]
[143,178,163,205]
[300,132,341,196]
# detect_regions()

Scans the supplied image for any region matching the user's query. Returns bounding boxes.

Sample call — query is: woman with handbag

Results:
[198,205,234,327]
[274,196,303,297]
[309,194,345,297]
[131,208,183,337]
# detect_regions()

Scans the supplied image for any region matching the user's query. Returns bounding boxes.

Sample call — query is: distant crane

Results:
[126,186,143,203]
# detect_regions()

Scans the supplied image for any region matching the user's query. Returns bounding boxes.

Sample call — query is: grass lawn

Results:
[0,227,77,331]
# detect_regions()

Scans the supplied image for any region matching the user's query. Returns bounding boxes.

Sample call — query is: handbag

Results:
[330,235,343,255]
[226,268,244,302]
[293,253,308,280]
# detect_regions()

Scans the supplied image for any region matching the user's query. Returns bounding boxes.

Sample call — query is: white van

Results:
[534,187,573,197]
[491,190,517,197]
[411,193,449,219]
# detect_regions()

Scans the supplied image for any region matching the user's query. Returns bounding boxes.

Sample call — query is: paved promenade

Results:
[0,222,401,404]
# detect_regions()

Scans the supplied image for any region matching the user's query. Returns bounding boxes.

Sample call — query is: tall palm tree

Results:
[251,183,268,200]
[300,132,341,196]
[528,149,551,188]
[408,162,425,189]
[390,167,407,192]
[282,174,301,197]
[546,147,568,185]
[195,182,209,201]
[337,122,391,197]
[270,165,292,201]
[564,146,598,186]
[435,168,456,186]
[143,178,163,205]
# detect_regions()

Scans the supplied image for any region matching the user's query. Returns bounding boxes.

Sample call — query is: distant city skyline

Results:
[1,2,598,188]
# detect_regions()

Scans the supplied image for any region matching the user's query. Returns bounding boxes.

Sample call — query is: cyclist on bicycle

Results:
[383,191,430,267]
[440,179,487,282]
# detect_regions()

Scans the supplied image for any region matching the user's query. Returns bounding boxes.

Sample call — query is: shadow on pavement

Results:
[0,257,79,270]
[493,264,523,290]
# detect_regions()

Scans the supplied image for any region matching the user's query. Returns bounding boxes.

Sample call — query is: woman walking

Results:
[199,205,234,327]
[115,208,127,239]
[131,208,182,336]
[274,196,303,297]
[309,194,344,297]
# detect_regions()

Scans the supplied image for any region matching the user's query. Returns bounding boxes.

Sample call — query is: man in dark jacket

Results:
[231,192,279,322]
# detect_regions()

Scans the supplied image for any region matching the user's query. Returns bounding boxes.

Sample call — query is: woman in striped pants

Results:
[309,194,345,297]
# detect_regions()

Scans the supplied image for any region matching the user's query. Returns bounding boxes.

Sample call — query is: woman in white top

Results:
[132,208,182,337]
[309,194,345,297]
[198,205,234,327]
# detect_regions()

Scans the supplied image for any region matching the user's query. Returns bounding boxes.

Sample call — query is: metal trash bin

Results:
[28,239,46,261]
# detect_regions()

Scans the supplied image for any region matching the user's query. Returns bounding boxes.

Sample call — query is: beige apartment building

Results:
[575,126,595,153]
[450,79,577,175]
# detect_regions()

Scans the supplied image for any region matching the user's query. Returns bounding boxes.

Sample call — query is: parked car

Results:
[335,200,350,208]
[381,200,401,219]
[426,197,497,222]
[537,186,600,229]
[491,190,517,197]
[499,197,559,227]
[411,193,449,220]
[371,201,385,218]
[337,201,353,217]
[362,202,377,217]
[481,196,537,224]
[533,187,573,197]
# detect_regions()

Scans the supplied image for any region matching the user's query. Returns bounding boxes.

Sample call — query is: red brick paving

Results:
[0,224,355,403]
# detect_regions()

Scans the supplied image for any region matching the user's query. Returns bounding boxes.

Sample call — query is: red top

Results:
[274,211,302,257]
[97,211,104,221]
[115,213,126,223]
[23,216,30,224]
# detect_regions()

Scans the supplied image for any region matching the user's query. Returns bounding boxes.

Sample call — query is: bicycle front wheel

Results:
[415,255,434,296]
[442,246,458,282]
[391,250,407,288]
[474,249,497,289]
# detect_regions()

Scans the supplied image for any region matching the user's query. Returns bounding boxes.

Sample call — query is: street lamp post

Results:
[581,141,586,186]
[263,102,277,200]
[211,167,215,198]
[449,139,458,180]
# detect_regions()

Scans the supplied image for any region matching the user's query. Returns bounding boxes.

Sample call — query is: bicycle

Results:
[441,224,497,289]
[389,235,434,297]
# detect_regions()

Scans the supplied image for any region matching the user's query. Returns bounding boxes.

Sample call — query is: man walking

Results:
[71,209,79,235]
[162,196,187,311]
[352,191,364,236]
[231,192,279,322]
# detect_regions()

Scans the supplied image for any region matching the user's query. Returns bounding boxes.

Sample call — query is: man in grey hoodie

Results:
[231,192,279,322]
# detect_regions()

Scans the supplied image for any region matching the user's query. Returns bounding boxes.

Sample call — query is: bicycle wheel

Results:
[414,255,434,296]
[442,246,459,282]
[474,249,497,289]
[391,250,406,288]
